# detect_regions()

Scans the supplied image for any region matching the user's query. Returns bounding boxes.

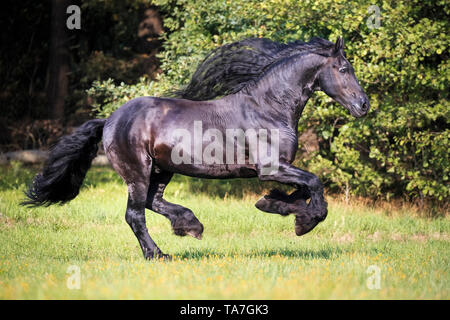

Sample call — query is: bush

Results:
[88,0,449,203]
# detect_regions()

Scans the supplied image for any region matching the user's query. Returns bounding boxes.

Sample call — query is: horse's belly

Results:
[156,162,258,179]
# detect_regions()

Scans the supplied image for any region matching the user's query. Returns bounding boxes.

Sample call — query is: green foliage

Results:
[87,78,165,118]
[89,0,449,203]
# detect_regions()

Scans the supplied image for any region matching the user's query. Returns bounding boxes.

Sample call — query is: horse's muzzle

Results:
[351,96,370,118]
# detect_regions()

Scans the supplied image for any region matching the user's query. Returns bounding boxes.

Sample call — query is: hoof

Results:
[294,215,320,236]
[145,252,173,261]
[187,230,203,240]
[255,196,281,214]
[255,192,290,216]
[159,253,173,261]
[172,216,204,239]
[255,189,308,216]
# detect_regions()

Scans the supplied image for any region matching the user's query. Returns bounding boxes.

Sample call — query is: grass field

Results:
[0,164,448,299]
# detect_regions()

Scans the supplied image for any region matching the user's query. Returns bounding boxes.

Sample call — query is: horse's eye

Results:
[339,67,347,73]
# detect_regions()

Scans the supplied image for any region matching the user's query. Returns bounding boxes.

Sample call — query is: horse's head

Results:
[318,37,369,118]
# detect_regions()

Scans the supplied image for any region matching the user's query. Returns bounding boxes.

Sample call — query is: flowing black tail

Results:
[22,119,106,207]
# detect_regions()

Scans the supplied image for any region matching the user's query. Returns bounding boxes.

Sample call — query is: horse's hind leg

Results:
[125,179,170,259]
[146,170,204,240]
[108,151,169,259]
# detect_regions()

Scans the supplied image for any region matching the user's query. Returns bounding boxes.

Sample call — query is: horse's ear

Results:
[333,36,344,55]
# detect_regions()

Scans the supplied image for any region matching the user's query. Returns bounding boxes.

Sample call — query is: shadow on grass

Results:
[174,247,344,260]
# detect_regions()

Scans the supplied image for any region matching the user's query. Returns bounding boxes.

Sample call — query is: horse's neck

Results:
[242,53,326,129]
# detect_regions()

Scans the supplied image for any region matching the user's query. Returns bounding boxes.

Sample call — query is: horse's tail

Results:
[22,119,106,207]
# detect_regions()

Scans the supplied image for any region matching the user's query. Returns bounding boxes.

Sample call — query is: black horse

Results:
[23,37,369,259]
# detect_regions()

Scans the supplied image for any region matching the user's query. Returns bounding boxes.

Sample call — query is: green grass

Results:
[0,165,448,299]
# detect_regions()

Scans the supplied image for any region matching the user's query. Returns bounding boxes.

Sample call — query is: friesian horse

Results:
[23,37,369,259]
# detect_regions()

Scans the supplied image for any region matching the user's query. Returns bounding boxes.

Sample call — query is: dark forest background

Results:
[0,0,164,149]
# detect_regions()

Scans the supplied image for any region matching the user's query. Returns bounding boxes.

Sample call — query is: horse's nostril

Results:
[361,101,369,112]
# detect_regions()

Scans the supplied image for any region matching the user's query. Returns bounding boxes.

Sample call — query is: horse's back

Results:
[103,96,181,146]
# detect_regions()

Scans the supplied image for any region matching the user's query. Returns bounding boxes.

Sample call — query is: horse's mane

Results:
[171,37,335,101]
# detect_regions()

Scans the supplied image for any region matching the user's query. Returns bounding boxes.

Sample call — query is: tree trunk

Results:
[47,0,70,120]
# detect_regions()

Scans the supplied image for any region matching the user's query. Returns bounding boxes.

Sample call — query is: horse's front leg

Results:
[255,162,328,236]
[254,187,310,216]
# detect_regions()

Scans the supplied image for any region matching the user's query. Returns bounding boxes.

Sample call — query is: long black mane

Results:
[172,37,335,101]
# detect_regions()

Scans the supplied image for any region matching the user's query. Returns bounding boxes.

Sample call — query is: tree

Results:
[47,0,70,119]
